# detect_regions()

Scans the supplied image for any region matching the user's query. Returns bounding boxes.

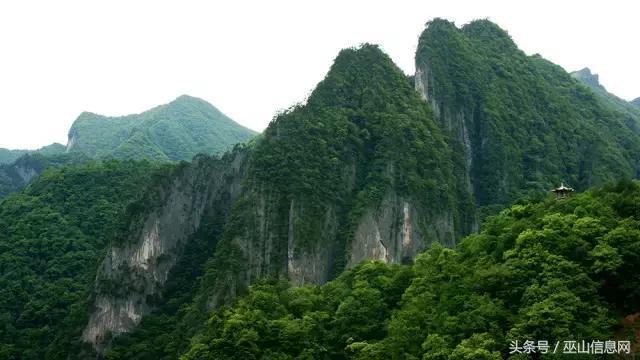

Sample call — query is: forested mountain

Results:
[0,160,178,359]
[571,67,640,128]
[0,19,639,360]
[66,95,257,161]
[632,97,640,107]
[0,97,256,200]
[0,143,65,164]
[415,19,640,218]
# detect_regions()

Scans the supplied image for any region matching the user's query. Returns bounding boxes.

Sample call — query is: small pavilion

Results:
[551,182,574,199]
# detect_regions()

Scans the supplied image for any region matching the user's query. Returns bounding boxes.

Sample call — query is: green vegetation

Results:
[0,143,65,165]
[243,43,462,260]
[0,152,90,200]
[94,43,465,360]
[571,67,640,129]
[181,180,640,359]
[251,44,457,220]
[0,160,174,359]
[67,95,256,161]
[0,18,639,360]
[416,19,640,216]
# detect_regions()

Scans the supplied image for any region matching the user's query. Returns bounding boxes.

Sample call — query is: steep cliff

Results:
[0,160,171,359]
[82,150,247,353]
[100,45,469,359]
[415,19,640,217]
[184,45,466,324]
[4,19,640,360]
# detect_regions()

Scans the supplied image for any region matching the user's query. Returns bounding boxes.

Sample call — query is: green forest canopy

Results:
[178,180,640,360]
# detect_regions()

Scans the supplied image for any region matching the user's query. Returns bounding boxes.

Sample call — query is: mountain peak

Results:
[171,94,206,105]
[571,67,606,92]
[306,43,411,110]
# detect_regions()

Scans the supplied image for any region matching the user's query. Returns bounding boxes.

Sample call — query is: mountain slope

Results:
[0,160,176,359]
[181,179,640,359]
[571,67,640,127]
[415,19,640,217]
[1,19,640,360]
[632,97,640,107]
[0,143,65,165]
[82,26,640,358]
[87,44,470,358]
[66,95,256,161]
[0,152,90,200]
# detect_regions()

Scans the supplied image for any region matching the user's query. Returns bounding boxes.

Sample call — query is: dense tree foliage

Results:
[181,180,640,359]
[417,19,640,217]
[250,43,460,220]
[93,43,465,360]
[232,43,464,270]
[0,160,174,359]
[1,19,640,360]
[67,95,256,161]
[0,152,90,200]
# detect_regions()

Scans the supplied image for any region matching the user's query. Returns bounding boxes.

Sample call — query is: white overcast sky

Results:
[0,0,638,149]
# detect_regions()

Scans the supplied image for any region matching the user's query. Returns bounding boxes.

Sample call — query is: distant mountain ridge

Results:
[571,67,640,124]
[66,95,257,161]
[0,143,65,165]
[571,67,605,91]
[0,96,256,201]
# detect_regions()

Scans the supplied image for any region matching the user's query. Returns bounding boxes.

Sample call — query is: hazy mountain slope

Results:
[571,67,640,129]
[66,95,257,161]
[0,143,65,165]
[1,95,256,200]
[0,152,90,200]
[632,97,640,107]
[415,19,640,217]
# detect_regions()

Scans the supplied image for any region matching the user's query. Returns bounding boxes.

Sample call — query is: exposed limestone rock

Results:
[14,165,38,183]
[416,58,478,233]
[349,191,454,267]
[82,152,247,353]
[66,129,77,152]
[571,67,606,92]
[286,202,335,285]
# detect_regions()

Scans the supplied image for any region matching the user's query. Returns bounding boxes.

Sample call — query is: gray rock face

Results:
[350,190,455,267]
[571,67,606,92]
[416,59,478,233]
[286,200,336,285]
[14,165,38,183]
[82,152,247,353]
